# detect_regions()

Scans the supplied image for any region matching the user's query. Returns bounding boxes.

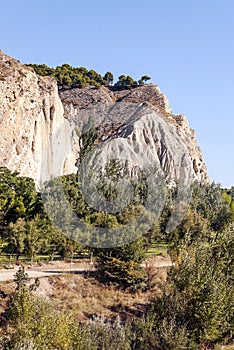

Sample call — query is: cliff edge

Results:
[0,52,79,187]
[0,52,209,186]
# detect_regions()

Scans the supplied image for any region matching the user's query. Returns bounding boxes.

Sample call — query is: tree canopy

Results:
[27,63,151,90]
[0,167,234,348]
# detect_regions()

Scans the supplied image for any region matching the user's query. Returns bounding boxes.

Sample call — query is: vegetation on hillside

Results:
[0,166,234,349]
[26,63,151,90]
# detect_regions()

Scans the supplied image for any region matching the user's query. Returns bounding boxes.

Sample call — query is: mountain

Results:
[0,51,209,187]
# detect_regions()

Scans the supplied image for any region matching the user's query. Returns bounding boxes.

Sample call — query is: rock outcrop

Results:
[0,52,79,187]
[60,85,209,184]
[0,52,209,187]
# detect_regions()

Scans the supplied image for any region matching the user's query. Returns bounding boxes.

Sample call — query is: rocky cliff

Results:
[60,85,209,184]
[0,52,209,187]
[0,52,79,187]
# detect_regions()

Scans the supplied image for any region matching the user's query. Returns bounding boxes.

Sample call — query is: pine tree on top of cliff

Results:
[114,75,138,89]
[138,75,151,85]
[27,63,151,90]
[103,71,114,85]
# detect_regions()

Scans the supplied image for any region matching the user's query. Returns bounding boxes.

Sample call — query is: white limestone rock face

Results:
[0,51,209,188]
[0,52,79,187]
[60,86,209,184]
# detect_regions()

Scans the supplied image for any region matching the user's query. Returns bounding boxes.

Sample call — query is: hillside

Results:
[0,52,234,350]
[0,51,209,187]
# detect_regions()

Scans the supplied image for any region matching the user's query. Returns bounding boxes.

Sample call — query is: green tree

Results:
[26,64,55,77]
[114,75,138,89]
[150,226,234,348]
[4,219,26,260]
[28,62,144,91]
[87,69,103,86]
[85,211,119,229]
[24,217,43,264]
[0,167,42,225]
[103,71,114,85]
[191,182,232,231]
[138,75,151,85]
[167,208,210,256]
[97,238,147,288]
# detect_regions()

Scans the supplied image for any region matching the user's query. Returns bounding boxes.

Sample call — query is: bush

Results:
[97,239,147,289]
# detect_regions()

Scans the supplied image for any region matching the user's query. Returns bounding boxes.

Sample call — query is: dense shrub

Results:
[27,63,151,90]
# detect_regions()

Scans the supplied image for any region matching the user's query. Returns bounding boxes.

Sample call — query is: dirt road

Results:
[0,256,172,282]
[0,260,94,282]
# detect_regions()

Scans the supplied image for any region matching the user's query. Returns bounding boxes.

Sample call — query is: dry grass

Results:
[0,262,167,323]
[0,281,14,309]
[43,266,166,322]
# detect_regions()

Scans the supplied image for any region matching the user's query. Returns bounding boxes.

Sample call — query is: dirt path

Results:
[0,268,55,282]
[0,256,172,282]
[0,260,94,282]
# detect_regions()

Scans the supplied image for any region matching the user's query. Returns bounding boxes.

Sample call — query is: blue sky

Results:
[1,0,234,187]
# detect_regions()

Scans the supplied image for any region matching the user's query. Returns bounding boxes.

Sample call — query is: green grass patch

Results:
[146,244,168,257]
